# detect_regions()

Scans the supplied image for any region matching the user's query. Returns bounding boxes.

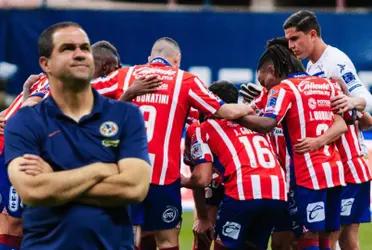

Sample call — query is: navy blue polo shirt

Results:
[4,89,149,250]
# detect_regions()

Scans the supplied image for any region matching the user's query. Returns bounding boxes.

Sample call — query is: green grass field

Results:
[179,211,372,250]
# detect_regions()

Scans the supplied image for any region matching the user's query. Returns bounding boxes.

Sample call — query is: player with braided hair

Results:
[239,39,348,250]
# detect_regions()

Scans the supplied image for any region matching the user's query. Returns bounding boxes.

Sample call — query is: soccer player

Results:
[293,80,372,250]
[283,11,372,249]
[183,81,233,250]
[5,22,151,249]
[92,37,253,250]
[283,10,372,114]
[239,41,348,250]
[182,81,287,250]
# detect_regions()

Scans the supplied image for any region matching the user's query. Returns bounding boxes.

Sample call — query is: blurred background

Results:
[1,1,372,248]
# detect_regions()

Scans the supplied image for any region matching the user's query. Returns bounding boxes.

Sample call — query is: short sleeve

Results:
[263,84,293,124]
[4,108,42,165]
[186,74,224,116]
[118,104,150,163]
[92,69,123,100]
[190,123,214,164]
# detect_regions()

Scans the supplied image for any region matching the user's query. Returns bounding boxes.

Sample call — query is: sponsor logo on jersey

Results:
[99,121,119,137]
[306,202,325,223]
[8,186,20,213]
[222,221,241,240]
[162,206,179,223]
[317,99,331,107]
[102,139,120,148]
[340,198,354,216]
[342,72,356,85]
[348,83,362,93]
[308,98,317,110]
[298,80,330,92]
[266,97,277,111]
[337,64,346,74]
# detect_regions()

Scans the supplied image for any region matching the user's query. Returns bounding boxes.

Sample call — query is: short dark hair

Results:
[155,37,180,51]
[257,37,305,78]
[92,40,121,65]
[38,21,82,58]
[208,80,238,104]
[283,10,321,36]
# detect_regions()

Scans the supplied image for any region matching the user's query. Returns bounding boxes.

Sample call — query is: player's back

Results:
[110,62,222,185]
[268,74,344,190]
[200,119,286,201]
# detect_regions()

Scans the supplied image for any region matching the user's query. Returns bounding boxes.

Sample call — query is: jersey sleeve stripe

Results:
[122,66,135,92]
[195,126,213,162]
[90,70,119,84]
[96,83,119,95]
[189,89,218,114]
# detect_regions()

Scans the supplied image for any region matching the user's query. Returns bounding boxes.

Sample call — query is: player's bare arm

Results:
[214,103,254,120]
[8,154,118,206]
[192,187,214,246]
[331,94,366,113]
[181,162,212,189]
[78,158,151,206]
[293,114,347,153]
[358,112,372,130]
[119,74,162,102]
[238,115,277,133]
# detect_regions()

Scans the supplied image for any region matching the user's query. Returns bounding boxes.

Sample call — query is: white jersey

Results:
[307,45,371,156]
[306,45,372,112]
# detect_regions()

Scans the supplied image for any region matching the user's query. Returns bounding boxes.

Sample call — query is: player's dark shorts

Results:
[340,181,371,225]
[0,153,23,217]
[272,199,293,232]
[140,179,182,231]
[215,195,286,250]
[289,185,342,234]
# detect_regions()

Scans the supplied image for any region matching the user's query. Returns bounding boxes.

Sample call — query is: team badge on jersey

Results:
[100,121,119,137]
[308,98,317,110]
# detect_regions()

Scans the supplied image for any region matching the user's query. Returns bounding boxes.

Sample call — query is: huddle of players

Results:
[1,9,372,250]
[182,11,372,250]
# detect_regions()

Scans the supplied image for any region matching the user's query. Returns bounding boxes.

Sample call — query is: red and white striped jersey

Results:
[183,121,201,167]
[0,75,49,152]
[92,62,223,185]
[336,121,372,184]
[253,89,290,176]
[263,74,345,190]
[191,118,287,201]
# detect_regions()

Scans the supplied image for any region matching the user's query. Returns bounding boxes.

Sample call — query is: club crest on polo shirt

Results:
[100,121,119,137]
